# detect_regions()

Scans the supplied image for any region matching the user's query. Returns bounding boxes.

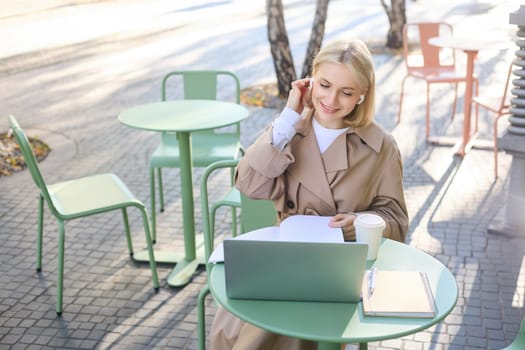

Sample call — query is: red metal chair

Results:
[472,62,513,178]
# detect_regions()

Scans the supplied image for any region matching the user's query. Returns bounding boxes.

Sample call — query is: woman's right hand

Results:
[286,78,312,115]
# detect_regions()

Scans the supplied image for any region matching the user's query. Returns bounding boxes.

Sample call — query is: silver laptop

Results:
[223,239,368,303]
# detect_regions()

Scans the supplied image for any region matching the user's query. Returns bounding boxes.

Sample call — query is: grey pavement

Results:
[1,0,525,349]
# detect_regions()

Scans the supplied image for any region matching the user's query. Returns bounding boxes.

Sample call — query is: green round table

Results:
[119,100,249,286]
[209,238,458,350]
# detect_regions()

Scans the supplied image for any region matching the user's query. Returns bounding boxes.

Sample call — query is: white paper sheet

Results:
[279,215,344,243]
[208,226,279,263]
[208,215,344,263]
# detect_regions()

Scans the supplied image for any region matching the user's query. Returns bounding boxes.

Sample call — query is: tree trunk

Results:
[267,0,296,98]
[300,0,330,78]
[380,0,406,49]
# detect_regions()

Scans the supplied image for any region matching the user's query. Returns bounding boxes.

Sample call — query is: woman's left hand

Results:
[329,213,358,240]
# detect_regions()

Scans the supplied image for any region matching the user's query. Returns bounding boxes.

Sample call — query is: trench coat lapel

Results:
[289,123,337,209]
[322,133,348,173]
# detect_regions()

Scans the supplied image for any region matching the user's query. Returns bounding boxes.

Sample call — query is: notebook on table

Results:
[361,269,437,318]
[223,239,368,303]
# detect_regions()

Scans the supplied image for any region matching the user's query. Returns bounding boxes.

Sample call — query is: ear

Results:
[357,94,365,105]
[309,78,314,89]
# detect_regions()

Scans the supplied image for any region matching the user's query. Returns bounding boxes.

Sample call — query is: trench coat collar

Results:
[348,121,384,153]
[290,114,385,209]
[294,113,385,154]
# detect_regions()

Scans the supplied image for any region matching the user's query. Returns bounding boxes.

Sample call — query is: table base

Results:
[133,250,185,264]
[132,233,206,287]
[428,133,493,156]
[166,257,205,286]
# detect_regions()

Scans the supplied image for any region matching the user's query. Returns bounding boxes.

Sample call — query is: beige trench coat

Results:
[210,114,409,350]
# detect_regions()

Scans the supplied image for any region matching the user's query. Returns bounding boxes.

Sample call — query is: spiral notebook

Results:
[361,269,437,318]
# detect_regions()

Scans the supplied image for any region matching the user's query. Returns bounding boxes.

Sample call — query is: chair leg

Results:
[397,75,409,124]
[229,167,238,237]
[494,122,499,179]
[56,219,65,315]
[158,168,165,212]
[198,285,211,350]
[121,208,134,257]
[231,207,238,237]
[493,112,505,179]
[210,203,239,239]
[210,204,218,241]
[150,166,157,244]
[425,83,431,140]
[37,194,44,272]
[474,79,479,133]
[450,83,458,121]
[138,206,160,290]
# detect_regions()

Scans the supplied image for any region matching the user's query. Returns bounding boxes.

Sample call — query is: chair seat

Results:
[150,132,241,168]
[472,95,510,114]
[218,187,241,207]
[408,69,469,83]
[48,173,140,218]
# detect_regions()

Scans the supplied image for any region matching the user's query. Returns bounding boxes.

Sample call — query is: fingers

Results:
[329,213,358,235]
[286,88,303,112]
[304,91,313,108]
[291,78,312,92]
[287,78,311,113]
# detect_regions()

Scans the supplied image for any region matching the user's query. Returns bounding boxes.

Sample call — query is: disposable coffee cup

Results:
[354,213,385,260]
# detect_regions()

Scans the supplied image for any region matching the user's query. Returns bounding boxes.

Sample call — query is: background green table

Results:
[119,99,249,286]
[209,238,458,350]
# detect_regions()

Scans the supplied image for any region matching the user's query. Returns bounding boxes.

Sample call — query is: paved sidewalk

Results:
[1,0,525,349]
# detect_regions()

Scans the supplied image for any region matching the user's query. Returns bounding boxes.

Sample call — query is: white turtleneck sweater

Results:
[272,107,348,153]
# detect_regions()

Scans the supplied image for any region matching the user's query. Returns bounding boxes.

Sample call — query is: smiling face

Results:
[311,62,363,129]
[309,39,375,128]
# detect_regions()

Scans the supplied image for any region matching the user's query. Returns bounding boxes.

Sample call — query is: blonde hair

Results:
[312,39,376,128]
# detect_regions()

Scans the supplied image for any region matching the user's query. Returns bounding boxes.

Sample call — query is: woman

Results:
[210,38,409,350]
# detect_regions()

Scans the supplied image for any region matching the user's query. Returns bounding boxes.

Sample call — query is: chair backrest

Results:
[161,70,241,136]
[473,61,514,113]
[499,61,514,112]
[239,192,277,233]
[403,22,455,70]
[162,70,241,104]
[200,159,277,268]
[7,115,58,217]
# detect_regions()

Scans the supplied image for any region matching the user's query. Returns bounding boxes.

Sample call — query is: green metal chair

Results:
[7,115,159,315]
[502,314,525,349]
[150,70,244,243]
[198,159,277,350]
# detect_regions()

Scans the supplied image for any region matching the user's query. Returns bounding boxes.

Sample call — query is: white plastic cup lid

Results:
[355,213,385,229]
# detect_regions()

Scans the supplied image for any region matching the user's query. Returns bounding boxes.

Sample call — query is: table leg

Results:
[132,233,205,263]
[132,132,205,285]
[455,50,478,157]
[166,131,201,286]
[317,341,367,350]
[317,341,341,350]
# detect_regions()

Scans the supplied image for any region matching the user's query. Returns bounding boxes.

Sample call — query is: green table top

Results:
[118,100,249,132]
[209,238,458,344]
